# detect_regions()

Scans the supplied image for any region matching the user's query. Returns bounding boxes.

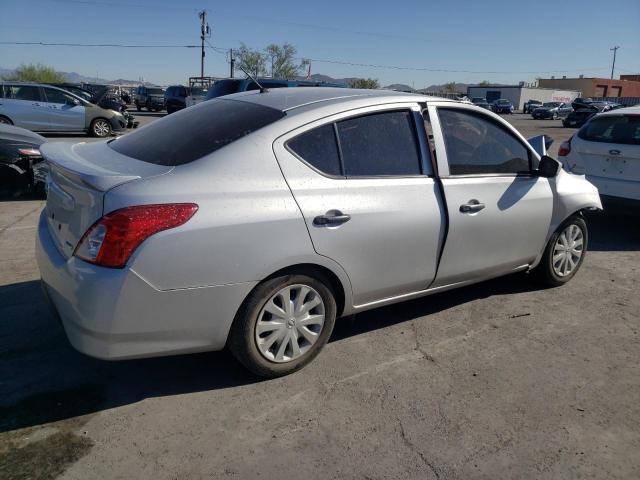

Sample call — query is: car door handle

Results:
[313,211,351,226]
[460,201,485,213]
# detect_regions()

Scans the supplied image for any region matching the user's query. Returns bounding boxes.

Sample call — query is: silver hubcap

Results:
[94,120,109,136]
[255,284,325,363]
[553,224,584,277]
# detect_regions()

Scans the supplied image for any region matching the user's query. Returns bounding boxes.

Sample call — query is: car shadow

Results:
[1,208,637,432]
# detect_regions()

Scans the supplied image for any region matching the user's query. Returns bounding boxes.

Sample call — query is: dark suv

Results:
[134,86,165,112]
[164,85,189,114]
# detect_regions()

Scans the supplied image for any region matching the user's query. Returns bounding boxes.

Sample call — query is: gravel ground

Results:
[0,112,638,480]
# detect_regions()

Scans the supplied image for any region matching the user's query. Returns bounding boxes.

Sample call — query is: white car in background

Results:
[559,106,640,206]
[185,87,208,108]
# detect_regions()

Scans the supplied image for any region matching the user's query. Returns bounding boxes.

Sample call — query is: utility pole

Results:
[229,48,235,78]
[198,10,210,80]
[610,46,620,80]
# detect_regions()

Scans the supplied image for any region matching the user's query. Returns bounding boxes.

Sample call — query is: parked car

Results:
[0,82,128,137]
[562,108,599,128]
[523,100,542,114]
[0,124,46,193]
[36,88,601,377]
[532,102,572,120]
[559,106,640,207]
[185,87,208,108]
[134,86,165,112]
[471,97,491,110]
[164,85,188,114]
[572,98,593,110]
[491,99,514,114]
[204,78,345,101]
[49,83,94,102]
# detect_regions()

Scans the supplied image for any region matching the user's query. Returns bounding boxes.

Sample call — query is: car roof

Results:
[225,87,454,113]
[597,105,640,116]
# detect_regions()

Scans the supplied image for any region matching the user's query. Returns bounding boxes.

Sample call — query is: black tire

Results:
[90,118,112,138]
[532,214,588,287]
[0,115,13,125]
[136,104,142,112]
[552,112,558,120]
[228,273,337,378]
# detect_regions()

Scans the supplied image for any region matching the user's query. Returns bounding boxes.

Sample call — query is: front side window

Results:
[579,115,640,145]
[336,110,422,177]
[438,108,531,175]
[44,88,76,105]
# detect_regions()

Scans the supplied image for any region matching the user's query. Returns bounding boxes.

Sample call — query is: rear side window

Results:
[578,115,640,145]
[438,108,531,175]
[287,124,341,176]
[337,111,421,176]
[109,99,286,165]
[4,85,43,101]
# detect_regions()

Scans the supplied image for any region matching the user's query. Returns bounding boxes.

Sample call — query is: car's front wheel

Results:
[228,273,337,377]
[532,215,588,287]
[90,118,112,137]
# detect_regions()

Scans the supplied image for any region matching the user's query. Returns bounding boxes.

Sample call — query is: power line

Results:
[0,40,617,76]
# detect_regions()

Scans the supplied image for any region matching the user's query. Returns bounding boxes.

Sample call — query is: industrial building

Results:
[466,84,581,111]
[537,76,640,98]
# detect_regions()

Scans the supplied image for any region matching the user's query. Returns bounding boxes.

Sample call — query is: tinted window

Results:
[438,108,531,175]
[44,88,76,104]
[578,115,640,145]
[5,85,42,101]
[287,124,341,176]
[147,88,164,95]
[206,80,242,99]
[337,111,421,176]
[109,99,286,165]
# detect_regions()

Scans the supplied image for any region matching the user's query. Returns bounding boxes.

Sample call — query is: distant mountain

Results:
[419,82,469,94]
[0,66,155,86]
[384,83,414,92]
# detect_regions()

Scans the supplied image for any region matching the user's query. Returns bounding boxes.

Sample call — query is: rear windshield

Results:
[108,99,286,165]
[206,80,242,99]
[147,88,164,95]
[578,115,640,145]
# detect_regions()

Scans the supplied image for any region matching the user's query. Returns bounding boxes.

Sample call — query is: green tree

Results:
[3,63,66,83]
[236,43,267,77]
[444,82,458,93]
[478,80,492,86]
[350,78,380,89]
[265,43,306,79]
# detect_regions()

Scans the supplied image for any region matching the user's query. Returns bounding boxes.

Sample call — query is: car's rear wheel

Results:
[136,104,141,112]
[228,274,337,378]
[0,115,13,125]
[532,215,588,287]
[90,118,112,138]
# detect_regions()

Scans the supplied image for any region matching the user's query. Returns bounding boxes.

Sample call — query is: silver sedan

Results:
[36,88,601,377]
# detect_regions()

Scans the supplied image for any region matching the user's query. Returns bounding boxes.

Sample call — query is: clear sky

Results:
[1,0,638,87]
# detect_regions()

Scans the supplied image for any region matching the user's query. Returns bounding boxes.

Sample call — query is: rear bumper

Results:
[36,209,256,360]
[587,175,640,202]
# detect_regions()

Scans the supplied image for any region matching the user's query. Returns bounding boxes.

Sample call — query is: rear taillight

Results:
[18,148,41,157]
[74,203,198,268]
[558,136,572,157]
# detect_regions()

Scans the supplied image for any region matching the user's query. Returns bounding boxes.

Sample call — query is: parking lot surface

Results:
[1,113,639,479]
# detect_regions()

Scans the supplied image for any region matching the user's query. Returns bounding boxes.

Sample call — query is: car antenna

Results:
[238,66,268,93]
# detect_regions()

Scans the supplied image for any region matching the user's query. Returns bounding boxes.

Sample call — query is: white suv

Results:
[559,106,640,206]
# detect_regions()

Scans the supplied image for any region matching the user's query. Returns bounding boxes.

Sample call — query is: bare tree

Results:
[264,43,306,79]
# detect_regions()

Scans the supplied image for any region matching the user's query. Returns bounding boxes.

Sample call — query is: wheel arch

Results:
[0,114,14,125]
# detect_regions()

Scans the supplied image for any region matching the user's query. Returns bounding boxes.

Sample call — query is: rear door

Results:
[573,113,640,200]
[1,84,50,130]
[428,103,553,286]
[42,87,85,131]
[273,103,445,306]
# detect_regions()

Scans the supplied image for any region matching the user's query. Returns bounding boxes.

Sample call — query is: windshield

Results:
[543,102,560,108]
[472,98,486,103]
[108,98,286,165]
[496,99,509,104]
[206,80,242,99]
[147,88,164,95]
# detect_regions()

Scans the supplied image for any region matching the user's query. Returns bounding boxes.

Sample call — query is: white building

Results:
[466,84,581,110]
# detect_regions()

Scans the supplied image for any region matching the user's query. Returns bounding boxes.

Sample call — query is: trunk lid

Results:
[41,141,172,259]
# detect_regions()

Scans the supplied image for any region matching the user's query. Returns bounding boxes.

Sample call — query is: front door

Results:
[274,105,445,306]
[428,104,553,286]
[42,87,85,131]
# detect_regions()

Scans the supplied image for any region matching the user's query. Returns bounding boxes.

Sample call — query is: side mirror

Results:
[537,155,560,178]
[67,98,81,106]
[527,134,554,157]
